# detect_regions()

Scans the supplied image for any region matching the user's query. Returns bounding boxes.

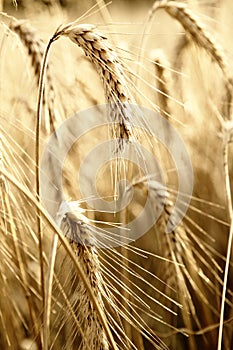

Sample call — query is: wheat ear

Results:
[152,49,172,121]
[147,180,221,347]
[150,1,233,119]
[150,1,227,73]
[52,23,134,146]
[9,19,60,134]
[56,201,110,349]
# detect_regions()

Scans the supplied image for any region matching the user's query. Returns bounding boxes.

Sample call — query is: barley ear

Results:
[53,23,136,148]
[9,19,61,134]
[152,49,172,121]
[57,202,111,350]
[149,1,233,119]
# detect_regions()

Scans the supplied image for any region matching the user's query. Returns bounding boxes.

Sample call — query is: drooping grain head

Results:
[9,19,61,134]
[53,23,135,145]
[151,49,172,120]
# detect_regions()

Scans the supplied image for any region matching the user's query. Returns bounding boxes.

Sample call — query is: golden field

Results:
[0,1,233,349]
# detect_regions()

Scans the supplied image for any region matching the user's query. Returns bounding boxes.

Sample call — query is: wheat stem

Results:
[43,233,58,350]
[35,37,55,332]
[217,128,233,350]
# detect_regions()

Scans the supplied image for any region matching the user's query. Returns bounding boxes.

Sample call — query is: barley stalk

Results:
[37,24,139,347]
[217,121,233,350]
[2,2,233,349]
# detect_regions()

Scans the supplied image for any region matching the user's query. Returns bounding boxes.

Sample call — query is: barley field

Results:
[0,0,233,349]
